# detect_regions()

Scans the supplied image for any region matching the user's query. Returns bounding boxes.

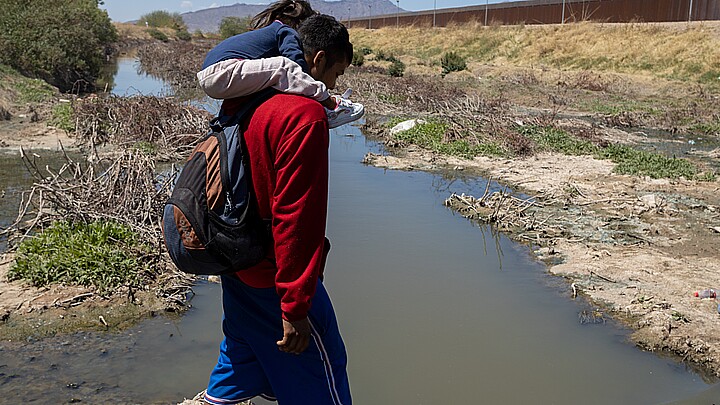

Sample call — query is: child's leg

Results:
[197,57,330,101]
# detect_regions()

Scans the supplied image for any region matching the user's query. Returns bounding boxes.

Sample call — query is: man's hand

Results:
[277,317,311,354]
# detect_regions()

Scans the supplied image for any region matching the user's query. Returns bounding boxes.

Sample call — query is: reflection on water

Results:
[100,56,171,97]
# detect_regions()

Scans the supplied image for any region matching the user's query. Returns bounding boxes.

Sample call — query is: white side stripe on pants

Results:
[309,320,344,405]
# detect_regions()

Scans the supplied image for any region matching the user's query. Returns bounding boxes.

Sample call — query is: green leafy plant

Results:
[352,51,365,67]
[441,51,467,77]
[50,102,75,132]
[147,28,169,42]
[175,29,192,41]
[15,77,56,103]
[390,119,506,159]
[8,220,151,295]
[517,125,597,155]
[517,125,705,180]
[388,59,405,77]
[596,143,699,180]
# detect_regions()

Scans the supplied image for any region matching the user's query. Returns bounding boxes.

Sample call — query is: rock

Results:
[389,119,426,135]
[639,194,659,208]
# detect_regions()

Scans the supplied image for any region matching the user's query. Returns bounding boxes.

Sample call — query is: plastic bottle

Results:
[693,289,716,298]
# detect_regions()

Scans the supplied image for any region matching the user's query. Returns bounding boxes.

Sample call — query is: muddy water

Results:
[1,58,718,404]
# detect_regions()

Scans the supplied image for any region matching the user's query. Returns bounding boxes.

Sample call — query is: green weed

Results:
[8,220,151,295]
[690,120,720,136]
[517,125,704,180]
[352,51,365,67]
[596,144,698,179]
[699,70,720,84]
[15,78,55,103]
[388,60,405,77]
[147,28,169,42]
[50,102,75,132]
[390,119,506,159]
[441,51,467,77]
[579,98,660,116]
[517,125,597,155]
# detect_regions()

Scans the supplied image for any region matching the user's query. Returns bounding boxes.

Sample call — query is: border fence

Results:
[346,0,720,29]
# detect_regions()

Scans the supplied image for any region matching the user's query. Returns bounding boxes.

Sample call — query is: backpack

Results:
[163,90,276,275]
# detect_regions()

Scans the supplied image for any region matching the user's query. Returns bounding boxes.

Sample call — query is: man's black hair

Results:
[298,14,353,67]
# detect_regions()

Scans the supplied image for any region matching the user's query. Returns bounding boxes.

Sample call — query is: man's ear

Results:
[312,50,327,72]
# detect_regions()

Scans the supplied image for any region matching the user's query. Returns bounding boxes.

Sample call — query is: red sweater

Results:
[230,94,329,322]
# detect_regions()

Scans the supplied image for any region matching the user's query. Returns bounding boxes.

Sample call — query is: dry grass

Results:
[350,21,720,83]
[113,22,155,41]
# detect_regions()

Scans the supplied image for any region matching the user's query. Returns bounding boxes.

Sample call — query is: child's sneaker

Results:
[325,96,364,129]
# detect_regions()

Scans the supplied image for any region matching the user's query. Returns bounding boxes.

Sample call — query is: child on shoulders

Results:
[197,0,364,128]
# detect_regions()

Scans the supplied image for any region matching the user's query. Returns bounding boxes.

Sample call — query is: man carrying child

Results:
[195,12,355,405]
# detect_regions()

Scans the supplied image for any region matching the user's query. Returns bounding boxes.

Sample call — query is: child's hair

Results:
[251,0,315,30]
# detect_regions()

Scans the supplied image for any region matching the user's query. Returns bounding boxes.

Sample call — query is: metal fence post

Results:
[396,0,400,28]
[368,4,372,29]
[689,0,693,22]
[561,0,566,24]
[485,0,489,25]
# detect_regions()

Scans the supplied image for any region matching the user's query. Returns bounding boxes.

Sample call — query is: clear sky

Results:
[101,0,509,22]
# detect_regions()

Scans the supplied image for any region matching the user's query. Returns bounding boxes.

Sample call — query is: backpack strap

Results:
[211,88,279,132]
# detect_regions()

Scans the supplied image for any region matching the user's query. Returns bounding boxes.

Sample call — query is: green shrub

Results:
[360,46,373,55]
[138,10,185,30]
[352,51,365,67]
[8,220,150,295]
[147,28,169,42]
[0,0,117,93]
[50,102,75,132]
[219,16,252,39]
[376,50,399,63]
[441,51,467,77]
[388,59,405,77]
[176,29,192,41]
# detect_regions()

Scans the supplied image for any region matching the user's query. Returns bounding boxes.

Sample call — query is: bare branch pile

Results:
[1,146,192,308]
[136,40,214,93]
[73,95,211,160]
[6,147,173,244]
[444,183,566,244]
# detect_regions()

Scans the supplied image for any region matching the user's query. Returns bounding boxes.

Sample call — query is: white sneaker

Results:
[325,96,365,129]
